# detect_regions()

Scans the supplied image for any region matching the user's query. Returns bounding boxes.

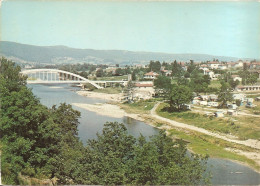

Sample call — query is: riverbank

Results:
[77,90,123,102]
[75,92,260,172]
[72,103,144,122]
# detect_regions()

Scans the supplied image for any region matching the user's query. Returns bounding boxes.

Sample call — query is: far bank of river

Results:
[28,84,260,185]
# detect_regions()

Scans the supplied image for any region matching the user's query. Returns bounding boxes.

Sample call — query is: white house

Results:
[231,75,242,82]
[144,71,159,80]
[133,82,155,100]
[208,61,220,69]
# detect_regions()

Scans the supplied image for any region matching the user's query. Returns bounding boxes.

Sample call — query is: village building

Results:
[218,65,227,70]
[133,81,155,100]
[231,75,242,82]
[144,71,159,80]
[208,61,220,69]
[250,61,260,70]
[236,85,260,92]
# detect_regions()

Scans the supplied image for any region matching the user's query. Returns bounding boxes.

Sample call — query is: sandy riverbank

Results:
[76,90,123,102]
[74,92,260,171]
[72,103,144,121]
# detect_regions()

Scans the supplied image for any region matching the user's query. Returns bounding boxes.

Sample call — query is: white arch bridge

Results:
[21,69,104,89]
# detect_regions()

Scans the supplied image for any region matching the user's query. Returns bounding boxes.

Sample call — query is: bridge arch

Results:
[21,69,103,89]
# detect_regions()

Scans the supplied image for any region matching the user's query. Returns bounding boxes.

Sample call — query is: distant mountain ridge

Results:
[0,41,243,65]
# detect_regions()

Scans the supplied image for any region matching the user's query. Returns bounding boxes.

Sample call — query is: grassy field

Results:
[156,103,260,140]
[93,87,123,94]
[209,80,221,89]
[117,99,158,114]
[166,128,259,171]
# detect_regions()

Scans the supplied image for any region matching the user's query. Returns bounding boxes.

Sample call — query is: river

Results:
[28,84,260,185]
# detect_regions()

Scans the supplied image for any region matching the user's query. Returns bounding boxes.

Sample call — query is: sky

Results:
[1,0,260,59]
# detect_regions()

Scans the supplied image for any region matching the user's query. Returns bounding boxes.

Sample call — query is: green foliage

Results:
[171,60,183,77]
[0,58,81,184]
[96,68,104,77]
[69,122,209,185]
[1,58,210,185]
[149,60,161,73]
[131,71,136,81]
[154,75,172,98]
[217,81,233,108]
[168,85,193,111]
[247,73,258,85]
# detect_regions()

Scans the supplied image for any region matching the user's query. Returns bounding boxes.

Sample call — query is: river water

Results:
[28,84,260,185]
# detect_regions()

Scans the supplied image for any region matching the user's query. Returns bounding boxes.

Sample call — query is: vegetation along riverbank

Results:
[0,58,211,185]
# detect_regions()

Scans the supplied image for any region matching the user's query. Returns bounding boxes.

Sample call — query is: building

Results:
[236,85,260,92]
[133,82,155,100]
[218,65,227,70]
[231,75,242,82]
[144,71,159,80]
[250,62,260,70]
[208,61,220,69]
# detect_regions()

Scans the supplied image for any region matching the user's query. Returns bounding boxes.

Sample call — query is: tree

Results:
[154,75,172,98]
[80,122,210,185]
[123,80,135,101]
[228,79,239,89]
[247,73,258,85]
[96,69,104,77]
[171,60,182,77]
[131,71,136,81]
[168,85,193,111]
[149,60,161,72]
[217,81,233,108]
[115,68,123,76]
[187,60,196,74]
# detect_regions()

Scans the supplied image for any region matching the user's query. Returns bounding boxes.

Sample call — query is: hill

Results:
[0,41,241,65]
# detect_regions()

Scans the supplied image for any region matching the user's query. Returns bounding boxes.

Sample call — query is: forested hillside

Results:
[0,41,240,65]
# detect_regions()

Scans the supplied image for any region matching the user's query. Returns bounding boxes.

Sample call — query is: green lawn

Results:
[118,99,158,114]
[209,80,221,89]
[165,127,259,171]
[156,103,260,140]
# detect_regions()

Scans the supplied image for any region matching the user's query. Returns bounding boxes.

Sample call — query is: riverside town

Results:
[1,1,260,185]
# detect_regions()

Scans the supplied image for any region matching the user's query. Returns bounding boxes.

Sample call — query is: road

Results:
[150,102,260,150]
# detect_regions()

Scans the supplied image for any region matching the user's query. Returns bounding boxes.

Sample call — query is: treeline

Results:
[0,57,210,185]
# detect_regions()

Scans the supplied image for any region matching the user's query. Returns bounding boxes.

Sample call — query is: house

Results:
[236,85,260,92]
[208,61,220,69]
[208,94,218,101]
[231,75,242,82]
[218,65,227,70]
[200,95,208,101]
[144,71,159,80]
[250,61,260,70]
[133,82,155,100]
[161,69,172,76]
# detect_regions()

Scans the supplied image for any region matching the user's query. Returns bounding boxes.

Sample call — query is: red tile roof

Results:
[135,83,153,87]
[145,71,159,76]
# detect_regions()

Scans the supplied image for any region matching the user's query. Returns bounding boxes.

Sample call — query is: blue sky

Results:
[1,0,260,58]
